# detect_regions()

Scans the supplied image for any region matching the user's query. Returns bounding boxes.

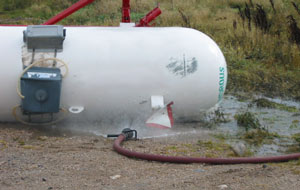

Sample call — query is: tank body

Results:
[0,26,227,122]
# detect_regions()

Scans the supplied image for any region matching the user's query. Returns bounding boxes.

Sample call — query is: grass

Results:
[211,109,231,124]
[253,98,299,113]
[0,140,8,150]
[234,111,282,146]
[285,133,300,153]
[292,133,300,144]
[241,128,280,146]
[273,159,300,175]
[162,140,235,158]
[235,112,261,131]
[0,0,300,98]
[158,139,249,158]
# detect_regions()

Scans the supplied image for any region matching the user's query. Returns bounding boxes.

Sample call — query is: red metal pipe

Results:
[122,0,131,23]
[136,7,162,27]
[43,0,95,25]
[113,134,300,164]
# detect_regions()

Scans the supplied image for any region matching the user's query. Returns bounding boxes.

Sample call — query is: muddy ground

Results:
[1,124,300,190]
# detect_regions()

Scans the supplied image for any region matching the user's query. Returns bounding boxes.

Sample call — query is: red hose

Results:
[113,134,300,164]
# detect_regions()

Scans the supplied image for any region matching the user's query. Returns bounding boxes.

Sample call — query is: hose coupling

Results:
[107,128,138,140]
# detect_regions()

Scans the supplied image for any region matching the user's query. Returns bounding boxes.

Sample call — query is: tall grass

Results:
[0,0,299,98]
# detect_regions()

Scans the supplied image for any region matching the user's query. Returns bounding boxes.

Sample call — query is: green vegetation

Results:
[197,140,233,158]
[211,109,231,124]
[292,133,300,144]
[0,0,300,98]
[18,140,25,145]
[235,111,260,131]
[290,120,300,129]
[285,133,300,153]
[0,140,8,150]
[262,115,280,124]
[274,159,300,175]
[253,98,299,112]
[211,133,232,141]
[197,140,230,151]
[235,111,281,146]
[254,98,279,108]
[160,140,239,158]
[241,128,280,146]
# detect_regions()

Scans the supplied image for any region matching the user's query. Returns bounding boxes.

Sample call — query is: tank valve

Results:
[107,128,138,140]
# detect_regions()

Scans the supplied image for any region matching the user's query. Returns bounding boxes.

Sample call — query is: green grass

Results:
[1,0,300,98]
[285,133,300,153]
[253,98,299,113]
[292,133,300,144]
[234,111,281,146]
[160,140,236,158]
[241,129,280,146]
[235,112,261,131]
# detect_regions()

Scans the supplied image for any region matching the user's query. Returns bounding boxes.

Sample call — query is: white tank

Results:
[0,26,227,123]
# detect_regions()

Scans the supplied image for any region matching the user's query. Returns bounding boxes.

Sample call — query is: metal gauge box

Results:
[23,25,66,50]
[21,67,62,114]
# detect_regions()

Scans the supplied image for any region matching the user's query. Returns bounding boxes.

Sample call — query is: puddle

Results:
[214,95,300,156]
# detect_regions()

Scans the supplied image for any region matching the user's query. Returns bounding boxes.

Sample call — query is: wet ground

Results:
[1,123,300,190]
[215,95,300,155]
[1,94,300,189]
[30,94,300,156]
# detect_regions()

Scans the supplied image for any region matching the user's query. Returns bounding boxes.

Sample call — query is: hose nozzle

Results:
[107,128,138,140]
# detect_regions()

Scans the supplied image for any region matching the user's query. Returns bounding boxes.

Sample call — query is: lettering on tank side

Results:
[218,67,225,102]
[166,54,198,78]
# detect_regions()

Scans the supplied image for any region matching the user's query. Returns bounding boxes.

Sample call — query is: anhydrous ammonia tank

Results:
[0,26,227,124]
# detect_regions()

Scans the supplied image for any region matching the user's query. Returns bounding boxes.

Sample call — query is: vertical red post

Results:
[122,0,131,23]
